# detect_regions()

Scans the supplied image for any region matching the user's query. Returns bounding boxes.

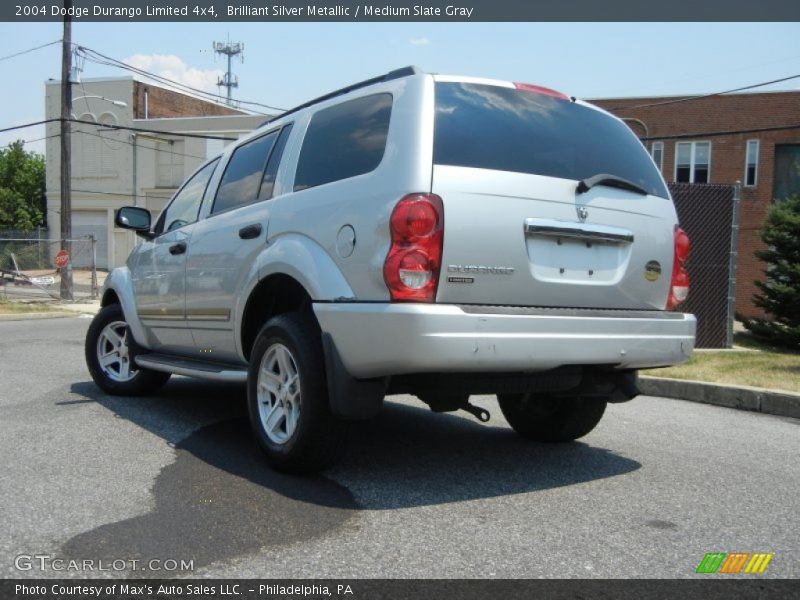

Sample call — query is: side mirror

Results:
[115,206,154,239]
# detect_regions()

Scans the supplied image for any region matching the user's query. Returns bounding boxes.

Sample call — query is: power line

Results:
[0,118,60,134]
[9,128,218,160]
[71,188,153,200]
[0,134,60,149]
[71,118,238,141]
[608,73,800,110]
[0,117,240,141]
[641,123,800,142]
[1,135,50,148]
[76,45,286,113]
[607,51,800,97]
[78,46,260,112]
[0,39,61,63]
[73,129,214,160]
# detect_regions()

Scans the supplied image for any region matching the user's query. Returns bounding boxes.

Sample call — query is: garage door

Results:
[71,211,109,269]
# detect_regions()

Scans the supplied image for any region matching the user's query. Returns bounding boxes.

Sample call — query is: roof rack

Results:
[259,66,421,127]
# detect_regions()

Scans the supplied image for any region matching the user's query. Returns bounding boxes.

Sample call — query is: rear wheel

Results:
[497,393,607,442]
[247,313,350,473]
[85,303,170,396]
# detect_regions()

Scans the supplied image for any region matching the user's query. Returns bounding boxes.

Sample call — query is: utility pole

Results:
[213,40,243,105]
[59,1,73,300]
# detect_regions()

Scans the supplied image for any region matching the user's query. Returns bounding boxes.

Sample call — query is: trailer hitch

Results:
[417,393,491,422]
[462,402,490,422]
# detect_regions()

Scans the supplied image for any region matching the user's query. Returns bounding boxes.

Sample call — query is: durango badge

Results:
[644,260,662,282]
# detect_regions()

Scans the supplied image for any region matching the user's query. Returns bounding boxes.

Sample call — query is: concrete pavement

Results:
[1,317,797,579]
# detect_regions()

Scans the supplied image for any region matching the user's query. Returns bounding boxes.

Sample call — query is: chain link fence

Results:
[0,229,99,301]
[669,183,739,349]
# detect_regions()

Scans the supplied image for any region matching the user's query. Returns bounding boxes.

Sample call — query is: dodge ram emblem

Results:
[577,206,589,222]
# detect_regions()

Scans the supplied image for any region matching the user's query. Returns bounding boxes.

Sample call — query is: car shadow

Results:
[68,378,641,511]
[60,378,640,574]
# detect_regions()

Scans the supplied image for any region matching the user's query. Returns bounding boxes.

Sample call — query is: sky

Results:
[1,21,799,154]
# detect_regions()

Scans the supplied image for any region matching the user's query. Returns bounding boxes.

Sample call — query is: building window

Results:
[745,139,759,187]
[773,144,800,202]
[675,141,710,183]
[651,141,664,171]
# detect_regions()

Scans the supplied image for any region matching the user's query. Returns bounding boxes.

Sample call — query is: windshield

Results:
[434,82,669,199]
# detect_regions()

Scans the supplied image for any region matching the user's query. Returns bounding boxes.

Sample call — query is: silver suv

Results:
[86,67,696,472]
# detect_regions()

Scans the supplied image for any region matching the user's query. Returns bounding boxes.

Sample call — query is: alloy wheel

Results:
[96,320,137,382]
[257,343,301,445]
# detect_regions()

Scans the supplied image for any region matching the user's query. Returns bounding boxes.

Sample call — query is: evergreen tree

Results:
[743,195,800,347]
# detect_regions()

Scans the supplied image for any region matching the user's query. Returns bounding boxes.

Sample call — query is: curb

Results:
[639,376,800,419]
[0,312,77,321]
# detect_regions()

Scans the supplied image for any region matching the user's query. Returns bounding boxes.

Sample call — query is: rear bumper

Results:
[313,303,696,379]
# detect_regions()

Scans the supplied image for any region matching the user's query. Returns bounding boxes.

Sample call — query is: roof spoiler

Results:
[259,66,421,127]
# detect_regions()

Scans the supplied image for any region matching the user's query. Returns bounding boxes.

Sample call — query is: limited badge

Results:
[644,260,662,281]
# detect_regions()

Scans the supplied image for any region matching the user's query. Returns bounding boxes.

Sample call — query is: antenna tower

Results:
[213,40,244,105]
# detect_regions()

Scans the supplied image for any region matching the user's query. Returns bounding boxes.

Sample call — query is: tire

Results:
[85,303,171,396]
[497,393,607,442]
[247,312,350,474]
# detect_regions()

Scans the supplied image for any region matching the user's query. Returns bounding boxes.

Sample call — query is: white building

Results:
[45,77,267,268]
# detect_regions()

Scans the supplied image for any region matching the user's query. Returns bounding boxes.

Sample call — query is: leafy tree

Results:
[743,195,800,348]
[0,140,45,231]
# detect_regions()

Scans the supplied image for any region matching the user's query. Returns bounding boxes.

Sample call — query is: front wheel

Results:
[85,303,170,396]
[247,313,350,473]
[497,393,607,442]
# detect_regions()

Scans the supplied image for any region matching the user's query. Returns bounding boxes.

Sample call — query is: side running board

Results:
[135,353,247,383]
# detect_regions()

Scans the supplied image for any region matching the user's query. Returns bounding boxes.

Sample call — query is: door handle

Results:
[239,224,263,239]
[169,242,187,255]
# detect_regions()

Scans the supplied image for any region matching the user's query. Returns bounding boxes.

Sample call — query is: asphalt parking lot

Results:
[1,316,798,579]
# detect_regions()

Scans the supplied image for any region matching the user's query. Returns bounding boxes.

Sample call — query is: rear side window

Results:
[294,93,392,192]
[212,130,279,214]
[434,82,669,199]
[259,124,293,201]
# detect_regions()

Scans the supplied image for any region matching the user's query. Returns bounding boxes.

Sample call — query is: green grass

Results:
[644,332,800,393]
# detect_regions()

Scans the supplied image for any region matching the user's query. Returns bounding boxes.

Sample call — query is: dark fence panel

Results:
[669,183,737,348]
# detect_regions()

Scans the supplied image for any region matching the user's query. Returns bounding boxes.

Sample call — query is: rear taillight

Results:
[667,226,691,310]
[383,193,444,302]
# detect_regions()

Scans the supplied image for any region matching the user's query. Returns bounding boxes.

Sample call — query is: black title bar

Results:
[4,0,800,22]
[4,579,800,600]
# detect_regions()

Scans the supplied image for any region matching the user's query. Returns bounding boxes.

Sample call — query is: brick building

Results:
[593,91,800,318]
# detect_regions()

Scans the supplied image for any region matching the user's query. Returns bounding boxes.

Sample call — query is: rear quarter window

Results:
[294,93,393,192]
[212,130,279,215]
[434,82,669,199]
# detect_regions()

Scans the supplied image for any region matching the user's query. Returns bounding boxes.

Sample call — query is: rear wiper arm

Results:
[576,173,649,196]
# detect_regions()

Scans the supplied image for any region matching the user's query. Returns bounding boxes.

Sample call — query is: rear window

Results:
[294,93,392,192]
[434,82,669,199]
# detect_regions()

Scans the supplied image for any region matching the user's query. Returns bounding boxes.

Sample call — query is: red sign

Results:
[54,249,69,269]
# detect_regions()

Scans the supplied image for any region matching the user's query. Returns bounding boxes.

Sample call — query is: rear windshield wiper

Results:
[576,173,649,196]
